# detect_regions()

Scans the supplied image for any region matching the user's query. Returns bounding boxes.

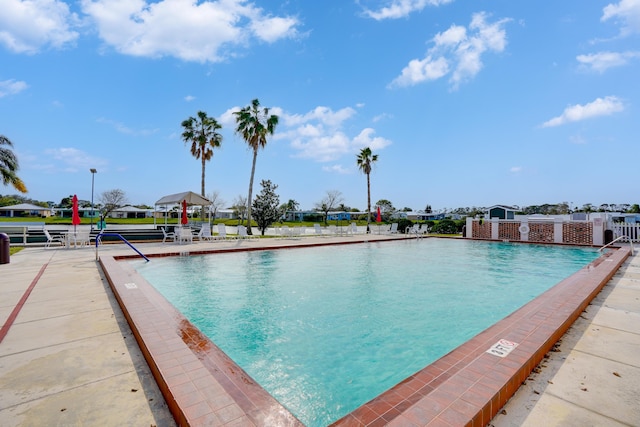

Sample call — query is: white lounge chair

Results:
[405,224,420,236]
[197,224,216,242]
[388,223,399,234]
[176,227,193,244]
[314,224,324,236]
[161,227,176,244]
[217,223,234,240]
[419,224,430,235]
[44,229,65,248]
[348,222,359,235]
[238,225,258,240]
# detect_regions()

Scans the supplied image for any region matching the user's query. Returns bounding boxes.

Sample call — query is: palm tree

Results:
[234,99,279,234]
[0,135,27,193]
[181,111,222,219]
[356,147,378,232]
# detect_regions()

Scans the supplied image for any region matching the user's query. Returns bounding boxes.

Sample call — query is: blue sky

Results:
[1,0,638,212]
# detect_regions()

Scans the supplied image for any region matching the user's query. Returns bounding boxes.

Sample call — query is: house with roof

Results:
[107,205,154,219]
[0,203,53,217]
[485,205,519,220]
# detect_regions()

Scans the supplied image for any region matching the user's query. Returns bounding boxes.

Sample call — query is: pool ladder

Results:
[599,235,634,255]
[94,232,150,262]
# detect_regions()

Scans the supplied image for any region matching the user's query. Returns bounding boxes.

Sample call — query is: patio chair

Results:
[197,224,216,242]
[405,224,420,236]
[238,225,258,240]
[387,223,399,234]
[314,223,324,236]
[217,223,234,240]
[280,225,293,239]
[161,227,176,244]
[348,222,359,235]
[176,227,193,244]
[44,229,65,248]
[419,224,430,235]
[75,230,92,247]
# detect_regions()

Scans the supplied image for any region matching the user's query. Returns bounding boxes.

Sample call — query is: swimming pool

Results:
[131,239,600,426]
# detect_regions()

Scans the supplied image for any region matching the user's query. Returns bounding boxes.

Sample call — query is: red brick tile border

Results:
[98,242,630,427]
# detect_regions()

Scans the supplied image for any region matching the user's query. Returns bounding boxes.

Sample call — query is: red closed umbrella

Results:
[72,194,81,231]
[181,200,188,225]
[376,206,381,222]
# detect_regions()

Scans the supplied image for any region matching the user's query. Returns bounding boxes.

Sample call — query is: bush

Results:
[431,218,458,234]
[397,218,413,234]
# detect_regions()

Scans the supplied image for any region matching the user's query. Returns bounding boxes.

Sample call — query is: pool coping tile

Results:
[98,241,630,427]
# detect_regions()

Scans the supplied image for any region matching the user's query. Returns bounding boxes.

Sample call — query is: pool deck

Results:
[0,236,637,426]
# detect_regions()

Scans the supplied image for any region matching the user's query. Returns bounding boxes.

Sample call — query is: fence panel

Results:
[610,223,640,242]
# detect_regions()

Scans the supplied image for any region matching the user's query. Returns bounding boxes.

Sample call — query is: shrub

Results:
[397,218,413,234]
[431,218,458,234]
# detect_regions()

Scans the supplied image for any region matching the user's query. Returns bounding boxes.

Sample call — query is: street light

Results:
[90,168,97,231]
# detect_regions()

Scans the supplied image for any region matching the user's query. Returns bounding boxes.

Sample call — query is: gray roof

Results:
[155,191,211,206]
[0,203,50,211]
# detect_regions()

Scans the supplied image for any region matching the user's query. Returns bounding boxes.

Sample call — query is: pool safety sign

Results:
[486,339,518,357]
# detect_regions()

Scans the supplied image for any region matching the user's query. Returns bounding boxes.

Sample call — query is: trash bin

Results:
[604,229,613,245]
[0,233,9,265]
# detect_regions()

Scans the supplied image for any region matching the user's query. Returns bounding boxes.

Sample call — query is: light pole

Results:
[90,168,97,231]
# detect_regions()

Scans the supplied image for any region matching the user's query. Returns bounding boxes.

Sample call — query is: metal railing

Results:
[599,235,635,255]
[94,232,149,262]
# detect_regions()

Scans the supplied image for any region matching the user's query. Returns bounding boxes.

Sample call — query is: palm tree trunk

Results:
[366,172,371,233]
[201,155,206,221]
[246,148,258,235]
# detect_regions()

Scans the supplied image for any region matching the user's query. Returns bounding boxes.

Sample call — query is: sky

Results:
[1,0,639,213]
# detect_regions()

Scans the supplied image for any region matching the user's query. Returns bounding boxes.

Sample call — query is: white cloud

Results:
[288,131,353,162]
[602,0,640,36]
[569,134,587,144]
[509,166,522,173]
[577,50,640,72]
[322,164,352,175]
[541,96,624,128]
[0,79,28,97]
[282,106,357,128]
[80,0,300,62]
[250,15,299,43]
[363,0,454,21]
[372,112,393,122]
[0,0,79,53]
[281,107,391,162]
[389,12,510,89]
[96,117,158,136]
[352,128,392,151]
[219,103,391,163]
[184,95,196,102]
[43,147,106,173]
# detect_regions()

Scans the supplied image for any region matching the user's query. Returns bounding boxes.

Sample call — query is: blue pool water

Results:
[132,239,600,426]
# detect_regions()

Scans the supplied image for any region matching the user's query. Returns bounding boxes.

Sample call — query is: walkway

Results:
[1,238,637,426]
[491,248,639,426]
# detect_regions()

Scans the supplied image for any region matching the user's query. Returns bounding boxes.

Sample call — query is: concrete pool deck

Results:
[0,236,637,426]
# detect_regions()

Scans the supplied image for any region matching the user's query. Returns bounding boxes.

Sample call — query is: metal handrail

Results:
[599,235,635,255]
[94,232,150,262]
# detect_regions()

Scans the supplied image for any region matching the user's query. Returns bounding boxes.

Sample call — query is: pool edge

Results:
[99,242,630,427]
[330,246,631,426]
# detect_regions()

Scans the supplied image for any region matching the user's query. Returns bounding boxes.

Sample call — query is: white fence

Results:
[609,222,640,242]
